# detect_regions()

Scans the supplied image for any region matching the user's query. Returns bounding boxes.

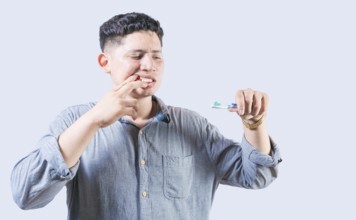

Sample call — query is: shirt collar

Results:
[152,96,171,123]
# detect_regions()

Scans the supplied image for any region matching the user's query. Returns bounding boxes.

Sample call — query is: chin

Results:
[133,88,157,98]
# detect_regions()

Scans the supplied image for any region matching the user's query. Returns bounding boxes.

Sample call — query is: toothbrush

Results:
[211,101,237,109]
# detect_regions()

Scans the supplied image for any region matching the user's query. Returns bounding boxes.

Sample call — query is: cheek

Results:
[156,68,164,80]
[111,63,139,84]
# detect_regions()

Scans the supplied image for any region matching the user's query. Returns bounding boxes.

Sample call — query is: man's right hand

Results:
[89,74,148,128]
[59,74,147,167]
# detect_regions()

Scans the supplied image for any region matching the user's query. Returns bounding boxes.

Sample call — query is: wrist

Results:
[242,115,265,130]
[85,109,104,129]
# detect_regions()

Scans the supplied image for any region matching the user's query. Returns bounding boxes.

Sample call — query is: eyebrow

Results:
[128,49,162,53]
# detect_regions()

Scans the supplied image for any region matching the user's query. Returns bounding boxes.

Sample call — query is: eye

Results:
[152,55,162,60]
[131,55,143,60]
[129,53,144,60]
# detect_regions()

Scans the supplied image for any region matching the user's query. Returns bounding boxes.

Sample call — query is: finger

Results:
[259,93,269,116]
[235,90,245,115]
[251,92,262,116]
[113,74,140,91]
[228,107,238,113]
[117,80,148,97]
[123,107,138,119]
[243,88,254,115]
[120,98,138,108]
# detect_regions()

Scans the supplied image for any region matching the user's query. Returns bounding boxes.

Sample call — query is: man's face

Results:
[101,31,164,98]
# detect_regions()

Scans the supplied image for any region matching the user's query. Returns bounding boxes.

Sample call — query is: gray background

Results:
[1,0,355,219]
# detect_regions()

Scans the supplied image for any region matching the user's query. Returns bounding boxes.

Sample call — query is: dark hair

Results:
[99,12,164,52]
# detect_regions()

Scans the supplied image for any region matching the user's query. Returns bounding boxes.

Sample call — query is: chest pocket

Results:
[163,155,194,199]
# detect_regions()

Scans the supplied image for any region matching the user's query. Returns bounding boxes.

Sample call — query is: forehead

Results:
[119,31,162,52]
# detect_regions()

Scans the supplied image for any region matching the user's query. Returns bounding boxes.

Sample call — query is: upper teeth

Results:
[141,77,153,83]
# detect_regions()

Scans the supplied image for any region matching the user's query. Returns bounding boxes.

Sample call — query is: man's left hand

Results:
[229,88,269,124]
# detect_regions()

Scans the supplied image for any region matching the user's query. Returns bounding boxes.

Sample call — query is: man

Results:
[11,12,281,220]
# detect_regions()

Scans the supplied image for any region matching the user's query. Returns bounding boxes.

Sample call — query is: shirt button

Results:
[142,191,148,197]
[139,130,143,135]
[140,160,146,165]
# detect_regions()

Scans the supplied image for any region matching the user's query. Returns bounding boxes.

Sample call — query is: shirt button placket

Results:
[138,129,150,219]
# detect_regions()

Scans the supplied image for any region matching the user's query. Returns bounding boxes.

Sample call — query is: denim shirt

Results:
[11,96,282,220]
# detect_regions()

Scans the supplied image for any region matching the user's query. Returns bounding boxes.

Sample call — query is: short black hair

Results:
[99,12,164,52]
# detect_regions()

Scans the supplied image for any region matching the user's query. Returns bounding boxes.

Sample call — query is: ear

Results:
[98,53,111,73]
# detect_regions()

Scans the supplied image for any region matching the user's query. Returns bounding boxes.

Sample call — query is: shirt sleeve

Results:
[10,106,87,210]
[203,119,282,189]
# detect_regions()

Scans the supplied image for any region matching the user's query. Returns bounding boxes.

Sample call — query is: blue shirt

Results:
[11,96,282,220]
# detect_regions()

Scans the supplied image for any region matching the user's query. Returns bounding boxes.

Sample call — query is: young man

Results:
[11,12,282,220]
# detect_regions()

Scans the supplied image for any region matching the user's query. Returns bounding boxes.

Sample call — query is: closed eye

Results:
[130,54,143,60]
[152,55,162,60]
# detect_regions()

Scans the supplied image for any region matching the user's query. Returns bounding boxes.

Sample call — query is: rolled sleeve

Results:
[40,135,79,180]
[241,136,282,167]
[240,136,282,189]
[11,106,87,210]
[204,117,282,189]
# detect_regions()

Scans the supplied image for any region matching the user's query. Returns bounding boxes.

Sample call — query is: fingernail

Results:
[239,109,244,115]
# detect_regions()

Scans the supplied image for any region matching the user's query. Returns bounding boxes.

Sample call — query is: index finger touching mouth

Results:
[113,75,140,91]
[135,74,141,81]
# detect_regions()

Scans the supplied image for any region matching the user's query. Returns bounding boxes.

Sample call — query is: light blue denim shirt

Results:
[11,96,282,220]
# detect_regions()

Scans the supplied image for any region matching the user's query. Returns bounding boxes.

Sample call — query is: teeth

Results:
[141,77,153,83]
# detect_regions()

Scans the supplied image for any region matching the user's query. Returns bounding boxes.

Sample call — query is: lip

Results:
[135,75,156,83]
[143,81,155,89]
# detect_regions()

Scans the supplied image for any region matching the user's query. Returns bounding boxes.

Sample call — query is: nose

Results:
[140,54,155,72]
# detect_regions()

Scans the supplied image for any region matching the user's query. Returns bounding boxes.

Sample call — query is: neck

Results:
[126,96,157,128]
[136,96,155,120]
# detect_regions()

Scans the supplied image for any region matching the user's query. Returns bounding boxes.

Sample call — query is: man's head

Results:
[98,13,165,98]
[99,12,164,52]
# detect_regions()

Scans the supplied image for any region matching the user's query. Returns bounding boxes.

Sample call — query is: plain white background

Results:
[1,0,355,219]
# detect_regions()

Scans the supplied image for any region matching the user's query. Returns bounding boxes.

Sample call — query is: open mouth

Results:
[139,77,153,83]
[136,75,155,88]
